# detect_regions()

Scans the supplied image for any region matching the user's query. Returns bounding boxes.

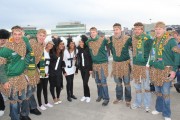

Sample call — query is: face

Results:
[59,42,65,50]
[69,42,75,49]
[90,30,98,39]
[134,27,143,36]
[12,30,23,43]
[0,39,7,46]
[46,43,53,50]
[173,34,178,39]
[79,40,84,48]
[113,27,121,37]
[155,27,165,38]
[37,33,46,44]
[177,36,180,43]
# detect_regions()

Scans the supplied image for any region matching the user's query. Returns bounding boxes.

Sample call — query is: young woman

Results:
[49,40,65,104]
[77,35,92,103]
[63,37,78,102]
[37,41,54,110]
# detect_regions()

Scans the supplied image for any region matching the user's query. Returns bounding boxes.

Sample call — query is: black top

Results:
[49,52,65,77]
[76,47,93,71]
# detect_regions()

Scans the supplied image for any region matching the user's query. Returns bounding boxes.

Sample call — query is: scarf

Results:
[39,53,45,77]
[149,33,168,69]
[135,34,148,61]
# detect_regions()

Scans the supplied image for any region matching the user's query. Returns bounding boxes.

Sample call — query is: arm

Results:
[0,48,12,84]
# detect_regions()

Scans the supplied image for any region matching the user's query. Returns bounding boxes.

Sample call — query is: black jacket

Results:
[49,52,65,77]
[76,47,92,71]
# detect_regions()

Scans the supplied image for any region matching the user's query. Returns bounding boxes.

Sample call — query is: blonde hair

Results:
[37,29,47,35]
[155,21,166,29]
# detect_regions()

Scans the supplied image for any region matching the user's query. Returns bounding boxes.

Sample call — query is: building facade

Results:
[51,21,86,38]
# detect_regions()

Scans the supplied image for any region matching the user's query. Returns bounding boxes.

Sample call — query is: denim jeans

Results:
[9,90,26,120]
[95,68,110,100]
[21,85,37,116]
[176,70,180,83]
[155,82,171,118]
[134,70,151,108]
[114,75,131,102]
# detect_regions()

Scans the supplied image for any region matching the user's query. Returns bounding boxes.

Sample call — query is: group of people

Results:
[0,21,180,120]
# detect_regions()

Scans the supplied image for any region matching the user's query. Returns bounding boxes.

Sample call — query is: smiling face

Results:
[90,30,98,39]
[155,27,165,38]
[58,42,65,50]
[79,40,84,48]
[37,33,46,44]
[46,43,53,50]
[113,27,121,37]
[134,27,143,36]
[69,41,75,50]
[12,30,23,44]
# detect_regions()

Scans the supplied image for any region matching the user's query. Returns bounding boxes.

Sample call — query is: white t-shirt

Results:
[63,49,78,75]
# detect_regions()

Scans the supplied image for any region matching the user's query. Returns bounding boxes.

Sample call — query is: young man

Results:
[131,22,153,112]
[21,29,47,120]
[0,29,10,117]
[109,23,132,106]
[86,27,110,106]
[0,26,30,120]
[149,22,180,120]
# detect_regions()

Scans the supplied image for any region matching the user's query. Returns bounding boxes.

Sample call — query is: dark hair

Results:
[89,27,97,31]
[113,23,121,28]
[67,37,76,54]
[0,29,10,39]
[50,40,64,58]
[134,22,144,29]
[11,25,23,31]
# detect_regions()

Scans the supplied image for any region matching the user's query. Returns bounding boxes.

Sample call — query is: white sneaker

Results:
[0,110,4,116]
[145,107,150,112]
[164,117,171,120]
[80,96,86,102]
[45,103,53,108]
[58,100,62,104]
[152,110,160,115]
[39,105,47,111]
[86,97,91,103]
[54,101,59,105]
[131,104,141,109]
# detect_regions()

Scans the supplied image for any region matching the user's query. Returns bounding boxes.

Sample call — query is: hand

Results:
[64,73,67,76]
[169,71,176,80]
[89,71,92,74]
[3,82,10,90]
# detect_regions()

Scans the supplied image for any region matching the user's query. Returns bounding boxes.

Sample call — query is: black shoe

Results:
[102,100,109,106]
[20,116,31,120]
[30,108,41,115]
[71,95,77,99]
[174,83,180,93]
[67,97,72,102]
[96,97,102,102]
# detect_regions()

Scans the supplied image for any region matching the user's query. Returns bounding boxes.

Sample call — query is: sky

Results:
[1,0,180,31]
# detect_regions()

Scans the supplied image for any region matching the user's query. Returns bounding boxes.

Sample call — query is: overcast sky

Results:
[1,0,180,31]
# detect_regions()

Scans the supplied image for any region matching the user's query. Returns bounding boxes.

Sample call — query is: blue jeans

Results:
[9,90,26,120]
[95,68,110,100]
[176,70,180,83]
[21,85,37,116]
[114,75,131,102]
[155,82,171,118]
[134,70,151,108]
